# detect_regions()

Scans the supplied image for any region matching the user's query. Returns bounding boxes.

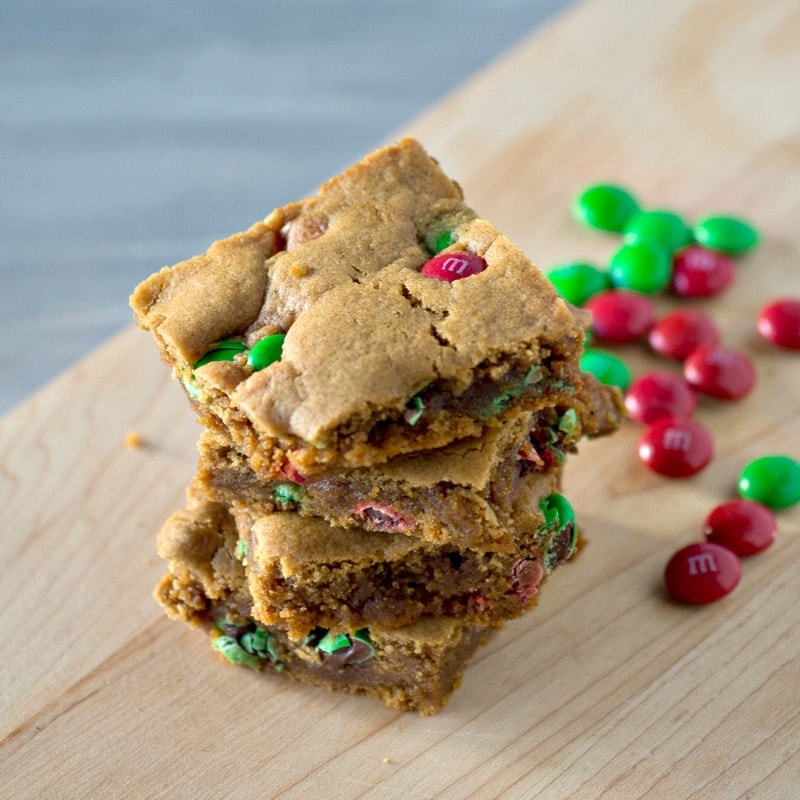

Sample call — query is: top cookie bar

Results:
[131,137,587,479]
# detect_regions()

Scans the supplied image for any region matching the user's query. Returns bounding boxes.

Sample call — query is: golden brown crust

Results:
[131,221,279,366]
[130,137,586,476]
[141,137,626,715]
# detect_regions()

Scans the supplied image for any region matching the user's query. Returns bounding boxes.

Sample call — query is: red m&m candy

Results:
[584,289,656,343]
[638,417,713,477]
[664,542,741,604]
[648,309,720,361]
[421,251,487,282]
[683,345,756,400]
[703,500,777,557]
[624,371,697,424]
[757,299,800,350]
[671,245,735,298]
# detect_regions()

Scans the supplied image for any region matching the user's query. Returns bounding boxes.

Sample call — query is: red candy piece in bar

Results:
[421,252,487,282]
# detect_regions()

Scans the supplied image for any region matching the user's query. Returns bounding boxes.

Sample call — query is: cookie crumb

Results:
[381,757,391,764]
[124,430,144,449]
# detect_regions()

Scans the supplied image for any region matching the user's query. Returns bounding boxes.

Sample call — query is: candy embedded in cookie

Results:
[213,469,575,638]
[247,333,285,371]
[196,374,625,552]
[194,339,247,368]
[272,481,303,510]
[510,558,545,603]
[211,622,283,670]
[352,502,414,533]
[159,579,490,715]
[308,628,376,668]
[131,137,589,480]
[538,492,578,572]
[421,251,488,282]
[421,208,478,254]
[282,213,329,251]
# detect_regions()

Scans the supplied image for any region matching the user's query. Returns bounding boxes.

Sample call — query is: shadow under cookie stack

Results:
[131,138,624,715]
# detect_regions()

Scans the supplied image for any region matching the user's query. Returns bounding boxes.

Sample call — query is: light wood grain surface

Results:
[3,0,800,798]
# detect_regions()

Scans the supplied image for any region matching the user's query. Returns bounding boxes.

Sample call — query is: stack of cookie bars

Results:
[131,138,623,714]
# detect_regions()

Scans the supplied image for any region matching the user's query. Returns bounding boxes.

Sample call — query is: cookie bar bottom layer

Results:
[156,570,489,716]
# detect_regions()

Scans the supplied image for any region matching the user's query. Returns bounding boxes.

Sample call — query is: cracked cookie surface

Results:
[131,137,587,478]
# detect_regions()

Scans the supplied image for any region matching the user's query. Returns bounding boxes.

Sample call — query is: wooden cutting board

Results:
[3,0,799,796]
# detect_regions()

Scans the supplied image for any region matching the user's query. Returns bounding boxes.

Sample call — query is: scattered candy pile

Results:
[548,182,800,604]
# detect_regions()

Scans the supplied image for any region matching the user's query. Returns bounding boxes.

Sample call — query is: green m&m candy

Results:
[694,214,760,255]
[349,629,376,663]
[538,492,578,572]
[422,209,476,254]
[194,339,247,369]
[315,628,375,665]
[433,231,456,253]
[240,628,280,663]
[580,349,632,391]
[248,333,285,371]
[273,482,302,509]
[539,492,576,532]
[623,209,692,253]
[212,634,262,668]
[573,183,639,233]
[738,454,800,509]
[608,242,672,294]
[547,262,612,306]
[316,630,351,654]
[558,408,578,437]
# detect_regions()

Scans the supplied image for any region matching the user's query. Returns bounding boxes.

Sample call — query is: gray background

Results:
[1,0,574,414]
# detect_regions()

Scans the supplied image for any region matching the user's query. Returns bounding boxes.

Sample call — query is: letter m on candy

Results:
[687,552,718,575]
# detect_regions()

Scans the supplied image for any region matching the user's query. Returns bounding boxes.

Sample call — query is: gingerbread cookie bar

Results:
[154,493,488,715]
[158,469,576,640]
[131,137,588,481]
[196,373,624,551]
